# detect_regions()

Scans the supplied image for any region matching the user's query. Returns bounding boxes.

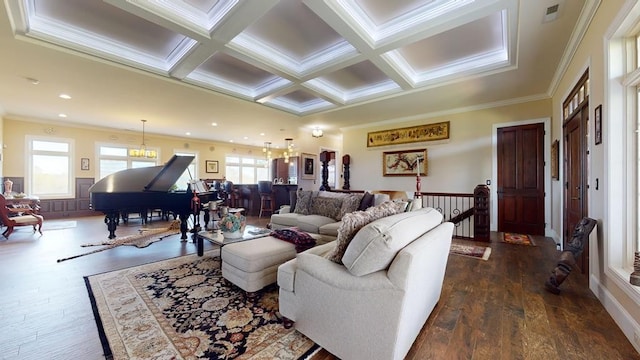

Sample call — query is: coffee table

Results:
[196,225,271,256]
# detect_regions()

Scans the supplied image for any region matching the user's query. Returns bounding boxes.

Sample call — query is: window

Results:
[225,155,269,184]
[97,144,157,180]
[26,136,74,198]
[607,4,640,293]
[174,151,198,191]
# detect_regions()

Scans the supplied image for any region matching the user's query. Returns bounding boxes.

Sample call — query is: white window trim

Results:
[25,135,75,199]
[605,0,640,304]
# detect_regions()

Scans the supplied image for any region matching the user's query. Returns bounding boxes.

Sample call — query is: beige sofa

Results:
[269,190,392,242]
[277,208,453,360]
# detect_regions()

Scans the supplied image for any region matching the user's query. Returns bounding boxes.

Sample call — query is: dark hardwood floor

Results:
[0,215,637,359]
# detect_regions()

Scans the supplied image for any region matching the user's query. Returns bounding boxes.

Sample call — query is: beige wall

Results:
[342,99,551,194]
[2,117,341,191]
[550,0,640,336]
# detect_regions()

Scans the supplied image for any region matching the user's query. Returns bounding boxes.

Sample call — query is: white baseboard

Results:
[590,274,640,353]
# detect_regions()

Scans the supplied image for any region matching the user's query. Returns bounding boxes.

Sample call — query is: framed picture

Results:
[205,160,219,173]
[551,140,559,180]
[367,121,449,147]
[595,104,602,145]
[301,153,317,180]
[383,149,427,176]
[81,158,90,171]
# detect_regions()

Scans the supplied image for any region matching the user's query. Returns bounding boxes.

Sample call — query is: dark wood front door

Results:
[497,123,545,235]
[564,107,589,272]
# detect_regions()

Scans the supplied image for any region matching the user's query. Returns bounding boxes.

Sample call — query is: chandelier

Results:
[129,119,157,159]
[283,138,297,163]
[263,141,272,166]
[312,127,323,138]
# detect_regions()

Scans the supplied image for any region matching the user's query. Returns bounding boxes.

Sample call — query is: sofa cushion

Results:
[319,221,341,237]
[293,190,314,215]
[342,207,444,276]
[311,196,343,220]
[297,214,338,234]
[270,212,303,227]
[338,194,364,220]
[325,201,402,264]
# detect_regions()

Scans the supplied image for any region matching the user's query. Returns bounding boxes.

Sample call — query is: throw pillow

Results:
[289,189,298,213]
[338,194,363,220]
[311,196,343,220]
[270,227,316,252]
[358,192,374,210]
[325,200,402,264]
[293,190,313,215]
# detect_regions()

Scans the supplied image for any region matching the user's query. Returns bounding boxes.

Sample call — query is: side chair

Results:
[0,194,44,239]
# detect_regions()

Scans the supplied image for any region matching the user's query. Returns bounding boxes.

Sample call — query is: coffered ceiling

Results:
[0,0,589,146]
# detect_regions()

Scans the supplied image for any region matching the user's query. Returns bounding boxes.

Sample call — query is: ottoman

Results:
[221,236,297,295]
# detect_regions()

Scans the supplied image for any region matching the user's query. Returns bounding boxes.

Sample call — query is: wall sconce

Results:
[312,127,324,138]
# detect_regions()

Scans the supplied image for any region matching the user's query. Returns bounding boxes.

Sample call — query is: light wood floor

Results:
[0,215,638,359]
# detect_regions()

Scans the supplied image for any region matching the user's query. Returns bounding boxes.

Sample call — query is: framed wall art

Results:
[551,140,559,180]
[367,121,449,147]
[595,104,602,145]
[382,149,427,176]
[205,160,219,173]
[81,158,90,171]
[301,153,317,180]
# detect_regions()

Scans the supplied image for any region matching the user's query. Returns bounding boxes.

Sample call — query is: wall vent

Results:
[543,3,560,23]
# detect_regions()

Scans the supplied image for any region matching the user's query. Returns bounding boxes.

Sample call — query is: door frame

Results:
[491,117,551,236]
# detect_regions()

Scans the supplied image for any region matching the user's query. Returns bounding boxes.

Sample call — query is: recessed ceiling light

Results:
[211,122,218,126]
[243,136,249,140]
[229,140,234,143]
[59,94,71,100]
[185,132,191,136]
[260,133,265,136]
[26,77,39,85]
[58,113,67,118]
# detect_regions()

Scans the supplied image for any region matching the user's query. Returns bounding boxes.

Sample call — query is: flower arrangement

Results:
[219,212,246,238]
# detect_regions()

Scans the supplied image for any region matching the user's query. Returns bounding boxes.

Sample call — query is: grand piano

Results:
[89,155,216,239]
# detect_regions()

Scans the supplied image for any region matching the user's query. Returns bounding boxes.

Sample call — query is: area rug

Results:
[503,232,536,246]
[57,220,182,262]
[85,252,319,359]
[450,243,491,260]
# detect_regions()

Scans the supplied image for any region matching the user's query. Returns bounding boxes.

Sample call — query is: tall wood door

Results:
[564,107,589,273]
[497,123,545,235]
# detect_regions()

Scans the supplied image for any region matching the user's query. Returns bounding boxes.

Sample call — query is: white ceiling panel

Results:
[0,0,591,145]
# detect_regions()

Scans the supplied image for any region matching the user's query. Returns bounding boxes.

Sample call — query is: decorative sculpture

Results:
[319,151,330,191]
[342,154,350,190]
[544,217,597,294]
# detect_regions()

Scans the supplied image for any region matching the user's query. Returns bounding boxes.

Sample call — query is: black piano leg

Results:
[104,212,119,239]
[179,214,189,241]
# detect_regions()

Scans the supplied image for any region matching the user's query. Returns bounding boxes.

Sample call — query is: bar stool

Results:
[223,181,240,208]
[258,181,274,218]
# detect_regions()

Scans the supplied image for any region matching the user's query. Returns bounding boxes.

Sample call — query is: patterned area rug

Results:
[85,252,319,359]
[503,233,536,246]
[450,243,491,260]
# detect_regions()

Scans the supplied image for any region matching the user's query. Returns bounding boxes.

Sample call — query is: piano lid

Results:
[89,155,195,193]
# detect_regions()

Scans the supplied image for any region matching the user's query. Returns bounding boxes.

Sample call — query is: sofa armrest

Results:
[277,205,291,214]
[296,252,396,291]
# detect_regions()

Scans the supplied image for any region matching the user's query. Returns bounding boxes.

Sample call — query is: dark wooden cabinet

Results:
[271,157,299,184]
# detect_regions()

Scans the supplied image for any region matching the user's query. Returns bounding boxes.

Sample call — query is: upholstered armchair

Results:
[277,208,454,360]
[0,195,44,238]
